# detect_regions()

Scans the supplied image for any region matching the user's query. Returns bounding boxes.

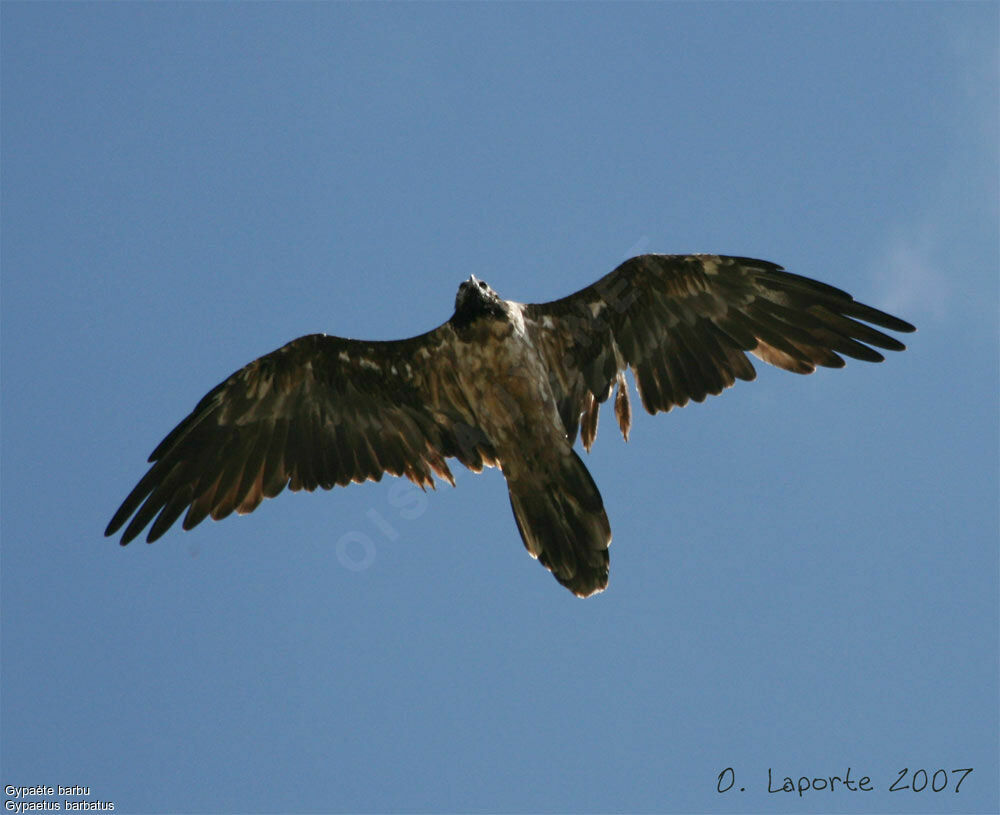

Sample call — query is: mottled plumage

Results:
[106,254,914,596]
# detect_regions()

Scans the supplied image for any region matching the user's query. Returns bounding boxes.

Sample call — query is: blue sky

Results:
[2,3,997,813]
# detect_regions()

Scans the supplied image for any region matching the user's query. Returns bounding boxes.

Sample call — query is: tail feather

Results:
[506,449,611,597]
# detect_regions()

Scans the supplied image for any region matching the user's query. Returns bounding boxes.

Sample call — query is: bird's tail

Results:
[505,448,611,597]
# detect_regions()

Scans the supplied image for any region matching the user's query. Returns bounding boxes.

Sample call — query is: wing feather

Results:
[633,358,664,413]
[261,417,291,498]
[149,484,195,542]
[524,254,914,446]
[234,424,270,499]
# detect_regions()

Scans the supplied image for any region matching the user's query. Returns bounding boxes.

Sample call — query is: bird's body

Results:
[450,289,613,595]
[106,254,915,596]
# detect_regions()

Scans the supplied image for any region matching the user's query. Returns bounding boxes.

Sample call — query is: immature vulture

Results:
[106,254,914,596]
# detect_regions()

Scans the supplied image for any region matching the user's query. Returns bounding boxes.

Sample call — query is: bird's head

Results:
[453,275,506,328]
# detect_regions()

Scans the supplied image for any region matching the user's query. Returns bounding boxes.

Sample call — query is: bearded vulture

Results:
[105,254,914,597]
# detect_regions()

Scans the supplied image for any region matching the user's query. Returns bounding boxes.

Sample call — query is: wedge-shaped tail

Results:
[506,448,611,597]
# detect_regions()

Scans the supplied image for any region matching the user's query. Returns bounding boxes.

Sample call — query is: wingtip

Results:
[864,308,916,334]
[890,318,917,334]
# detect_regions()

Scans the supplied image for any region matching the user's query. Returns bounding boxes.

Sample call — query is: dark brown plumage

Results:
[106,254,914,596]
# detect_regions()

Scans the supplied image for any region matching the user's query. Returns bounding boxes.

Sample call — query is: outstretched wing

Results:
[106,327,497,545]
[523,254,915,449]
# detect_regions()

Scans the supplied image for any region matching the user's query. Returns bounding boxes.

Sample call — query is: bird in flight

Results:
[106,254,914,597]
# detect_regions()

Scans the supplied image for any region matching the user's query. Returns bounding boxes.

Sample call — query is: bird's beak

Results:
[468,274,478,285]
